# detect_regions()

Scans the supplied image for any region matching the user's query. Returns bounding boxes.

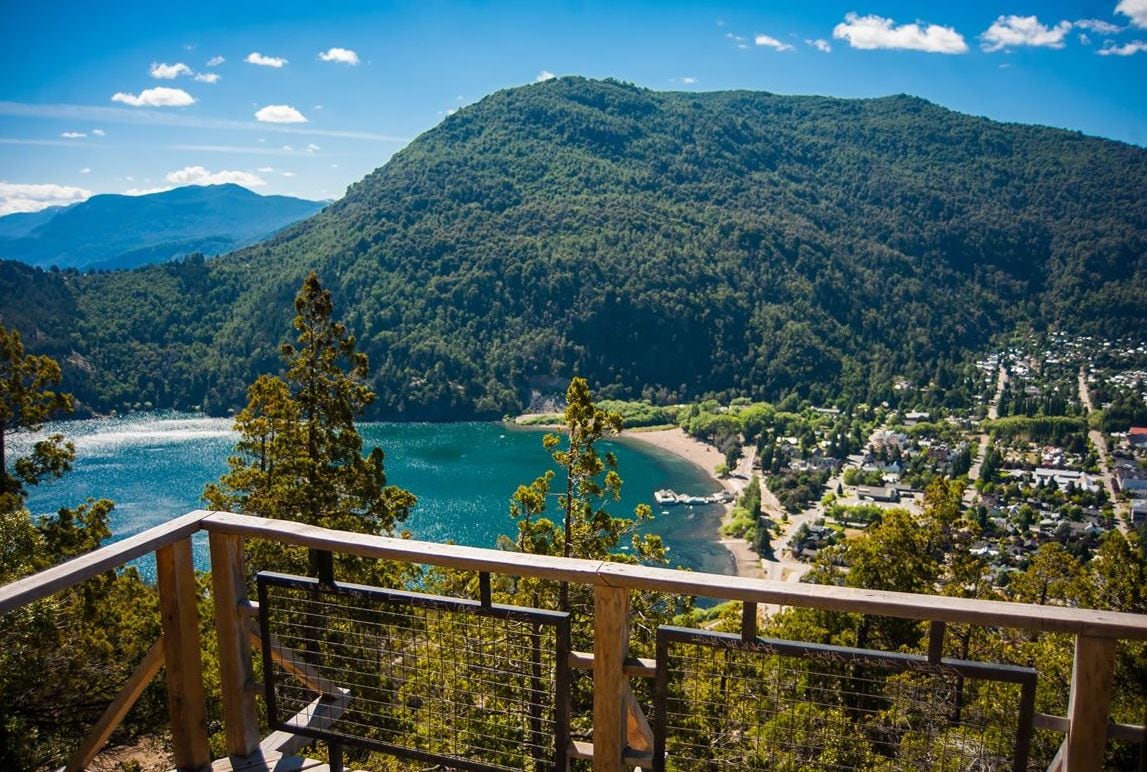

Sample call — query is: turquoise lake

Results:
[19,414,735,579]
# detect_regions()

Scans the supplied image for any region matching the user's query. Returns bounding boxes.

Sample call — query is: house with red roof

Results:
[1130,427,1147,450]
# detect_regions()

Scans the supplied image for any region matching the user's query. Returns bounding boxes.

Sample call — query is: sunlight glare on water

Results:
[19,414,736,580]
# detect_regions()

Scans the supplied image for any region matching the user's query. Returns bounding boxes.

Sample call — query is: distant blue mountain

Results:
[0,184,326,270]
[0,206,66,240]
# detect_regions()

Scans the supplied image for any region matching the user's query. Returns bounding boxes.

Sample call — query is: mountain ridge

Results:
[1,77,1144,418]
[0,183,326,270]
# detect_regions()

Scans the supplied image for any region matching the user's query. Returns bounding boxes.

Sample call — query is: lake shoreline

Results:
[511,417,764,579]
[618,427,764,580]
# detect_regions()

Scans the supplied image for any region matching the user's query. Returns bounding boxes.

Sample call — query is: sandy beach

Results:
[620,427,765,579]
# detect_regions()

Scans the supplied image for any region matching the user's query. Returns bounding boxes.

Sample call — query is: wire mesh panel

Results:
[653,626,1036,772]
[257,571,570,772]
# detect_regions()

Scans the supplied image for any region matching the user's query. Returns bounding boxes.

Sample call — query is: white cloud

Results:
[246,52,287,68]
[755,34,794,51]
[306,143,320,152]
[0,100,408,142]
[0,138,84,147]
[536,70,556,82]
[164,165,267,188]
[255,104,307,123]
[832,13,968,54]
[1075,18,1122,34]
[80,167,91,174]
[1098,39,1147,54]
[92,128,106,136]
[319,47,360,65]
[194,72,221,84]
[1116,0,1147,29]
[206,55,225,67]
[111,87,195,107]
[806,38,833,53]
[150,62,193,79]
[726,33,750,49]
[981,16,1072,52]
[124,186,172,196]
[60,131,86,138]
[1079,32,1092,45]
[281,171,297,177]
[0,181,93,215]
[168,143,310,155]
[257,166,275,173]
[682,77,697,84]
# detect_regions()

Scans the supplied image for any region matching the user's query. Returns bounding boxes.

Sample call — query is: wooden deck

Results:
[210,751,328,771]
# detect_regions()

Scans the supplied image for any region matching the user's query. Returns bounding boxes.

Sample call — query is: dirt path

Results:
[717,445,767,578]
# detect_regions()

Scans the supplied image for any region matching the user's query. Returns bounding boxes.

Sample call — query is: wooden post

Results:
[1065,634,1116,772]
[157,538,211,771]
[593,585,629,772]
[210,531,260,758]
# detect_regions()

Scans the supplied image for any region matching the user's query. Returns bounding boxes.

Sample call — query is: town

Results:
[694,332,1147,593]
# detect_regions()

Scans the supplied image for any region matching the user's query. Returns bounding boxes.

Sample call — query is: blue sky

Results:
[1,1,1145,214]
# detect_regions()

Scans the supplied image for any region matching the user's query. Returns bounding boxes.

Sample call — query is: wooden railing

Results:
[1,510,1146,772]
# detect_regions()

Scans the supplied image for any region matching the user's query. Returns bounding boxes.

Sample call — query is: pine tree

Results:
[0,324,74,511]
[506,377,663,612]
[205,273,415,574]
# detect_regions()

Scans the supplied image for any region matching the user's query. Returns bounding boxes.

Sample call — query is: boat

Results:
[654,489,680,505]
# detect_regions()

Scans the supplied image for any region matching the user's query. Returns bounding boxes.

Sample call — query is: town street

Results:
[965,362,1007,504]
[1078,366,1126,531]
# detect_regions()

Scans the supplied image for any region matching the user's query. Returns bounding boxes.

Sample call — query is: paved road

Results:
[1078,367,1126,532]
[965,363,1008,505]
[758,469,845,608]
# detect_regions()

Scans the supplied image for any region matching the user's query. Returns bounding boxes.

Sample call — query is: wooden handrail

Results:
[203,511,606,585]
[0,510,211,615]
[201,512,1147,640]
[4,509,1143,640]
[595,561,1147,640]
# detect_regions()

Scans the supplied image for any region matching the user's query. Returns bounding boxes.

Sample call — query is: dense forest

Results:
[1,77,1145,419]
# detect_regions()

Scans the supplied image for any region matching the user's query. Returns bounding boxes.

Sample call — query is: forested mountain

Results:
[1,77,1144,419]
[0,184,325,270]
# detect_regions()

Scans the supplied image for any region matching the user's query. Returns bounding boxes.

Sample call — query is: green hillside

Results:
[2,77,1145,418]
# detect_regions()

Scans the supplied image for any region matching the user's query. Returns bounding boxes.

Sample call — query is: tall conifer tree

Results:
[206,273,414,571]
[507,377,663,611]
